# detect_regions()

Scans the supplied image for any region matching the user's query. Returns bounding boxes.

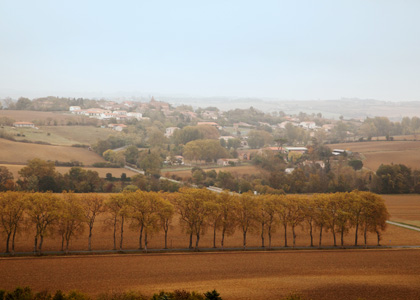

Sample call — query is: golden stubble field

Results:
[329,140,420,171]
[0,195,420,299]
[0,138,105,165]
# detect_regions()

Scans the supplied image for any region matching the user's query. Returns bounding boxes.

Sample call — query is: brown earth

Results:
[1,249,419,300]
[383,194,420,227]
[0,138,105,165]
[329,140,420,171]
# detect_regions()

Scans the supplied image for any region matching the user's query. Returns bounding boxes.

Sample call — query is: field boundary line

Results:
[387,220,420,232]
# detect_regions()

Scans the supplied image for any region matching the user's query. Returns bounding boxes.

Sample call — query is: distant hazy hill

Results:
[164,97,420,121]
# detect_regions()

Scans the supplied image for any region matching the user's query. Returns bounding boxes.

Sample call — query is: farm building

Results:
[13,121,35,128]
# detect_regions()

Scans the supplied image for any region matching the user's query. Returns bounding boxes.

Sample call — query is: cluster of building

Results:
[69,106,143,121]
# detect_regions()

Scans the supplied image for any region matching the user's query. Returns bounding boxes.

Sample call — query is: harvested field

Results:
[0,138,105,165]
[383,194,420,227]
[0,164,138,179]
[1,249,420,300]
[329,140,420,170]
[164,165,265,180]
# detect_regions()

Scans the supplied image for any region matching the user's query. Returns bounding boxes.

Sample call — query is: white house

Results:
[69,106,81,112]
[127,112,143,120]
[299,121,317,129]
[165,127,179,138]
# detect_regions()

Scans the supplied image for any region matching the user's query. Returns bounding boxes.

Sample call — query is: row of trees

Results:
[0,189,389,254]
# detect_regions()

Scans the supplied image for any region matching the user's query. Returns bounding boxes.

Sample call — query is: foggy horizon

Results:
[1,1,420,102]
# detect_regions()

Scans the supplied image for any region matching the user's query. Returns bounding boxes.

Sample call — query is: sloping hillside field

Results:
[1,250,420,300]
[329,140,420,171]
[0,138,105,165]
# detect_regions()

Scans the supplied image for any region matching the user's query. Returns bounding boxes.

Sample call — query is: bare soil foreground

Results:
[1,249,420,300]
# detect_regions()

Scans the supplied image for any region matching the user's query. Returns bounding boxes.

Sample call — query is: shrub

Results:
[92,162,122,168]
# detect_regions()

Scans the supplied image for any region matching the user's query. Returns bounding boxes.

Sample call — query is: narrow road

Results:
[387,220,420,232]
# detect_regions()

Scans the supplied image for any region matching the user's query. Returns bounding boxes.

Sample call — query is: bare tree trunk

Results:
[66,238,70,254]
[354,220,359,246]
[88,224,93,251]
[39,235,44,253]
[221,228,226,250]
[319,225,323,248]
[12,226,18,254]
[6,233,11,253]
[340,227,344,247]
[34,235,38,253]
[364,226,367,247]
[332,230,337,247]
[284,224,288,247]
[261,222,265,248]
[309,223,313,247]
[113,217,117,250]
[144,230,148,253]
[138,225,144,249]
[189,232,193,249]
[195,232,200,250]
[292,226,296,248]
[376,230,381,246]
[61,234,65,251]
[119,216,124,250]
[268,226,272,249]
[213,225,217,248]
[243,229,247,250]
[164,229,168,249]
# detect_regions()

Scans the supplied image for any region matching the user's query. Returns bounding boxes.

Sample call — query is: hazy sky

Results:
[1,1,419,100]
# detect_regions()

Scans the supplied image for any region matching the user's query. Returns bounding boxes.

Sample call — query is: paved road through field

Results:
[387,220,420,232]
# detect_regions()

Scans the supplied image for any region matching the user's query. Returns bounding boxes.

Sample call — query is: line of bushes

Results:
[0,288,224,300]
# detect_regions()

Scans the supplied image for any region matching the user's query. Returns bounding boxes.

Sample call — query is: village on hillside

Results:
[1,96,420,194]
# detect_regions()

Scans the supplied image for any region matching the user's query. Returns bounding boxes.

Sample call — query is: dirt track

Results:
[1,249,420,300]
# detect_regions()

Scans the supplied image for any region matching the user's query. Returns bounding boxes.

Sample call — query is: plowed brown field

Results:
[1,249,420,300]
